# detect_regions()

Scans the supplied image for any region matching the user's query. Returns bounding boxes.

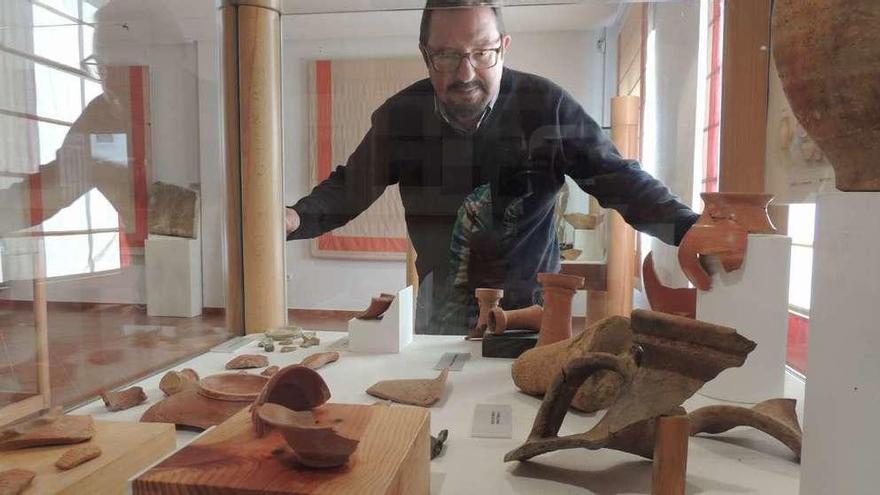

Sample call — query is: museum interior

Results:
[0,0,875,493]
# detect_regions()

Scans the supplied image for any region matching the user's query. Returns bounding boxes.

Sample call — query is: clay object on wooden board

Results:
[225,354,269,370]
[355,293,395,320]
[197,372,269,402]
[643,251,696,319]
[773,0,880,191]
[0,468,34,495]
[159,368,199,396]
[689,398,803,459]
[365,368,448,407]
[261,365,280,377]
[101,386,147,411]
[300,351,340,370]
[148,181,199,238]
[505,309,756,462]
[564,213,600,230]
[678,192,776,291]
[256,402,360,468]
[0,414,94,451]
[536,272,585,347]
[488,304,543,335]
[512,314,633,413]
[141,388,248,431]
[55,445,102,470]
[252,364,332,437]
[468,288,504,340]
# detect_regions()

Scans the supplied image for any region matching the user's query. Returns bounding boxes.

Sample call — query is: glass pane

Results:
[788,202,816,246]
[789,245,813,311]
[36,0,80,19]
[42,188,91,233]
[37,120,70,164]
[32,5,81,69]
[44,233,92,277]
[35,64,83,123]
[90,231,121,272]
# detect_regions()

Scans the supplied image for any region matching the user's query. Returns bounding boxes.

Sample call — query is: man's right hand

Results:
[285,207,300,235]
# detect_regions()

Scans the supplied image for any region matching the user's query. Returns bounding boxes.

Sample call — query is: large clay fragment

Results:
[101,386,147,411]
[536,272,584,347]
[505,310,755,462]
[512,315,633,412]
[197,373,269,402]
[148,181,199,238]
[642,251,696,318]
[261,365,280,377]
[468,288,504,340]
[366,369,448,407]
[140,389,246,431]
[773,0,880,191]
[689,398,803,459]
[300,351,340,370]
[225,354,269,370]
[159,369,199,396]
[0,414,95,451]
[355,293,395,320]
[256,403,359,468]
[55,445,102,470]
[0,468,34,495]
[678,193,776,291]
[489,304,543,334]
[252,365,331,437]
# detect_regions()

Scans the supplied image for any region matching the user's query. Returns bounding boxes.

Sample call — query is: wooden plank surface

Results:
[134,403,430,495]
[0,419,175,495]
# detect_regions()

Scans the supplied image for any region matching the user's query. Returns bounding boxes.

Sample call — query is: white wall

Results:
[282,28,606,310]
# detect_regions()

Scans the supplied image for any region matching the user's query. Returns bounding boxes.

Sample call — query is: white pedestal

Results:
[348,286,413,353]
[800,192,880,495]
[145,235,202,318]
[696,234,791,403]
[573,229,603,261]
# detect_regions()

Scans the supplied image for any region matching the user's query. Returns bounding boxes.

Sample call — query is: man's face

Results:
[424,7,511,125]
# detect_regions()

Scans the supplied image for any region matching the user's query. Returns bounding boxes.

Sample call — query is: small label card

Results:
[434,352,471,371]
[471,404,513,438]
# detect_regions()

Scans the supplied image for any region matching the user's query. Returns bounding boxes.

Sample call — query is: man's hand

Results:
[285,207,300,235]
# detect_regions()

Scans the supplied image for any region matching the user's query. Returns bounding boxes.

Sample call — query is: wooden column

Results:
[652,415,690,495]
[605,96,640,317]
[718,0,771,193]
[221,0,286,334]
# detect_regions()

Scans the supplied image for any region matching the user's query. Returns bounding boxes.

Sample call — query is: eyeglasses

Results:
[422,44,503,73]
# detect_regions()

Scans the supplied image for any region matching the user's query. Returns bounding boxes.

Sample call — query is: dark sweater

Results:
[289,67,698,334]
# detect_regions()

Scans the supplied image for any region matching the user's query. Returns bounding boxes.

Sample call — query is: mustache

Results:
[448,80,484,92]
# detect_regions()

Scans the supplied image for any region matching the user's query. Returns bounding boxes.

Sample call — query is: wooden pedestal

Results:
[0,420,175,495]
[133,403,430,495]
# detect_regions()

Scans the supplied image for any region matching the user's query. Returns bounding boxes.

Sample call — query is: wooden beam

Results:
[719,0,772,193]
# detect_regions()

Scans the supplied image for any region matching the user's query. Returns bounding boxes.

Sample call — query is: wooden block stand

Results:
[133,403,430,495]
[0,420,175,495]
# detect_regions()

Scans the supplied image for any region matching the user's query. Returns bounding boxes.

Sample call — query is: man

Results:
[286,1,699,335]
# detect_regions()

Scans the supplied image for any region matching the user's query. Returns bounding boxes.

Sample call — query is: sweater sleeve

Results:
[287,106,395,241]
[556,92,699,246]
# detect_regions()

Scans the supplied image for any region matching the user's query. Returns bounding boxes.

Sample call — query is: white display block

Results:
[145,235,202,318]
[696,234,791,403]
[573,229,603,261]
[348,285,413,353]
[800,192,880,495]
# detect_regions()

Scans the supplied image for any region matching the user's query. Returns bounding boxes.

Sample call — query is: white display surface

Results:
[75,330,803,494]
[696,234,791,403]
[145,235,202,318]
[800,192,880,495]
[348,285,413,353]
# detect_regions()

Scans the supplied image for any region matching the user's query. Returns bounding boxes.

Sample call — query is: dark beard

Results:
[445,81,490,122]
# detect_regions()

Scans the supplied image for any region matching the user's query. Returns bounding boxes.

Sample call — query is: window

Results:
[786,203,815,375]
[693,0,724,204]
[0,0,122,278]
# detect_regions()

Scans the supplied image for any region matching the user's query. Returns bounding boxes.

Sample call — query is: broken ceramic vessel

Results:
[512,315,633,413]
[689,398,803,459]
[0,412,94,451]
[678,192,776,291]
[642,251,696,319]
[536,272,584,347]
[101,386,147,411]
[198,373,269,402]
[356,293,395,320]
[0,468,34,495]
[55,445,102,470]
[256,402,359,468]
[159,368,199,397]
[252,364,331,437]
[141,389,246,431]
[366,369,449,407]
[488,304,543,335]
[773,0,880,191]
[505,310,756,462]
[468,288,504,340]
[225,354,269,370]
[300,351,340,370]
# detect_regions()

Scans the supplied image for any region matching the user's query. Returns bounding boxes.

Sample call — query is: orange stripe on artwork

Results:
[314,60,406,253]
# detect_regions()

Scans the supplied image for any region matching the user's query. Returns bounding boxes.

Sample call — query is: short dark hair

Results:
[419,1,506,47]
